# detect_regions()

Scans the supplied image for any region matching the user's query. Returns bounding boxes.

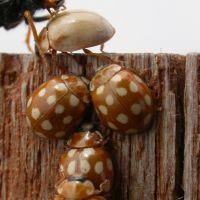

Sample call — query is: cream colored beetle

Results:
[38,10,115,53]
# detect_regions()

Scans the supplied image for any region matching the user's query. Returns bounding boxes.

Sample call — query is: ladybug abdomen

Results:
[60,147,114,189]
[90,65,154,134]
[47,10,115,52]
[26,75,89,139]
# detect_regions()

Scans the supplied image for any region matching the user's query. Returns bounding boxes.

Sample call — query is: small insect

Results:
[26,75,90,139]
[0,0,64,29]
[90,64,154,134]
[55,129,114,200]
[34,10,115,54]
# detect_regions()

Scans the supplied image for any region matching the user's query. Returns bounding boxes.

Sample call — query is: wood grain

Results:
[183,54,200,200]
[0,53,198,200]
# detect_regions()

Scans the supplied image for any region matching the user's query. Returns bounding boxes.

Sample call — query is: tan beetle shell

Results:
[39,10,115,52]
[56,131,114,199]
[26,75,90,139]
[90,64,154,134]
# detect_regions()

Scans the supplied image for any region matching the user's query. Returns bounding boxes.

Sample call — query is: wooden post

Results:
[183,54,200,200]
[0,53,199,200]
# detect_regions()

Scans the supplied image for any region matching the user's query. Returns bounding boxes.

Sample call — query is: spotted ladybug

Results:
[26,75,90,139]
[90,64,154,134]
[55,129,114,199]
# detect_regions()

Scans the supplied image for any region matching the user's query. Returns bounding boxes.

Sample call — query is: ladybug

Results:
[55,129,114,199]
[37,10,115,53]
[26,75,90,139]
[90,64,154,134]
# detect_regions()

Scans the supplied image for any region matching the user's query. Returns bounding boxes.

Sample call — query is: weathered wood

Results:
[183,54,200,200]
[85,53,185,200]
[0,53,199,200]
[0,54,84,200]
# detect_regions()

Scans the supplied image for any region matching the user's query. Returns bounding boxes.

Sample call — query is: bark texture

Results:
[0,53,198,200]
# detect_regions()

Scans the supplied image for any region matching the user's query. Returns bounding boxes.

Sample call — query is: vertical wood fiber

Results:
[85,53,185,200]
[0,53,198,200]
[183,54,200,200]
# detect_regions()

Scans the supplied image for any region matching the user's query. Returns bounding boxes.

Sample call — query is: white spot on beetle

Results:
[98,105,108,115]
[144,95,152,106]
[55,131,66,137]
[47,95,57,105]
[80,160,91,174]
[129,82,138,93]
[54,83,68,92]
[38,88,46,97]
[96,85,105,95]
[111,74,122,82]
[95,161,104,174]
[131,104,142,115]
[41,120,53,131]
[68,149,77,157]
[107,159,113,171]
[82,148,95,156]
[126,129,138,134]
[27,97,32,107]
[144,113,152,125]
[116,114,128,124]
[69,95,80,107]
[31,108,41,120]
[63,116,73,124]
[107,122,118,130]
[116,87,127,96]
[55,104,65,114]
[67,160,76,175]
[105,95,114,106]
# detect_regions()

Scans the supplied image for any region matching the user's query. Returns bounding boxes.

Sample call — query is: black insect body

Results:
[0,0,64,29]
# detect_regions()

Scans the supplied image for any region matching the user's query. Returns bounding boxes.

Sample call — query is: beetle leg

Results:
[24,11,50,72]
[51,49,57,69]
[100,44,105,53]
[25,25,33,53]
[83,48,119,64]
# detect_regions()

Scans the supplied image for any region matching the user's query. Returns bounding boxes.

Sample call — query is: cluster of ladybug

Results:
[26,64,154,199]
[22,1,154,199]
[26,64,154,139]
